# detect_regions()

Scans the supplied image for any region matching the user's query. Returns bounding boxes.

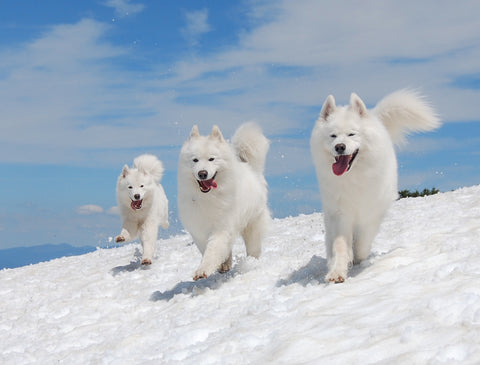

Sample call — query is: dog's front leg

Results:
[193,231,232,280]
[139,224,158,265]
[115,219,139,243]
[115,227,132,243]
[325,235,353,283]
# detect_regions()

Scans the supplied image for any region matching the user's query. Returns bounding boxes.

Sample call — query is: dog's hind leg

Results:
[353,223,379,264]
[242,210,269,258]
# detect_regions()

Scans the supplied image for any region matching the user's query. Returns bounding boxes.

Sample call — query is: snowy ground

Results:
[1,185,480,364]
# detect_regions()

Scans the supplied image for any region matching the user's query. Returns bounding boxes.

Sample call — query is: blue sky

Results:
[1,0,480,249]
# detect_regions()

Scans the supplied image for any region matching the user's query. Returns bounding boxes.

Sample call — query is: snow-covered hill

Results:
[1,186,480,364]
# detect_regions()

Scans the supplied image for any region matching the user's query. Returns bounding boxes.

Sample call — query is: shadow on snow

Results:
[150,268,238,302]
[276,253,375,287]
[276,255,328,287]
[110,248,152,276]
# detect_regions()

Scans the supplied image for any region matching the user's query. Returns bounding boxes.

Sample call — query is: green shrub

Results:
[398,187,439,199]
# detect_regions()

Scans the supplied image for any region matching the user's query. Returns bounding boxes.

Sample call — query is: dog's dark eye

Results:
[128,186,133,189]
[348,133,355,137]
[193,158,199,163]
[140,185,144,188]
[209,157,215,161]
[330,134,337,138]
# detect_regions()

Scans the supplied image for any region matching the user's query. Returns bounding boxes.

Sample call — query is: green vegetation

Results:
[398,188,440,199]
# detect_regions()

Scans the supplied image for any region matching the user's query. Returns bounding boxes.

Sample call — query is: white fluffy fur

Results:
[373,89,440,145]
[115,154,169,265]
[310,90,440,283]
[178,123,271,280]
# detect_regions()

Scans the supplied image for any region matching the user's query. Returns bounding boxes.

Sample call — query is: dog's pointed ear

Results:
[121,165,129,178]
[350,93,368,117]
[210,125,225,142]
[320,95,336,121]
[189,125,200,139]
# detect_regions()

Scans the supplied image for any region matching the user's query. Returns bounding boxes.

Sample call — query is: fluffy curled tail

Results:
[373,89,440,145]
[232,122,270,174]
[133,154,164,182]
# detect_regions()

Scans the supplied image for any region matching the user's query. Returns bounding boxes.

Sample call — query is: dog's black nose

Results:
[198,170,208,180]
[335,143,346,154]
[134,194,141,200]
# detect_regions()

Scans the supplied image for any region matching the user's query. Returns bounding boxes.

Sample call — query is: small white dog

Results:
[178,123,271,280]
[115,154,169,265]
[310,90,440,283]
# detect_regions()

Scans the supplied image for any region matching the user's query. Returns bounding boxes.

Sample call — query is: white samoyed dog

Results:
[310,90,440,283]
[115,154,169,265]
[178,123,271,280]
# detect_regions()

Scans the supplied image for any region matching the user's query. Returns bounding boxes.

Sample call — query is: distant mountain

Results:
[0,243,97,269]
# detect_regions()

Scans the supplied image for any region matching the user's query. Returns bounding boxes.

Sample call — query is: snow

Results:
[1,185,480,364]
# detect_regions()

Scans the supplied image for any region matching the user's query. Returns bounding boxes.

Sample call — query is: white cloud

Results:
[171,0,480,123]
[1,0,480,176]
[181,9,212,46]
[104,0,145,18]
[0,19,125,144]
[0,19,181,166]
[2,0,480,246]
[107,206,120,216]
[76,205,104,215]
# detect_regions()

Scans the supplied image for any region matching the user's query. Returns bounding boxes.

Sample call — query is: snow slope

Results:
[1,186,480,364]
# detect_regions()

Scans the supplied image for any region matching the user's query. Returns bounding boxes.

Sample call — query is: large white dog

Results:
[115,154,169,265]
[310,90,440,283]
[178,123,271,280]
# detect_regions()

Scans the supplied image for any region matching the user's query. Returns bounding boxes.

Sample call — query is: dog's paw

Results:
[218,262,231,273]
[141,259,152,265]
[115,235,125,243]
[193,261,218,280]
[193,272,207,281]
[325,271,346,284]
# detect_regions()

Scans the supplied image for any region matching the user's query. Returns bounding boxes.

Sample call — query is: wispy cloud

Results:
[181,8,212,47]
[1,0,480,174]
[104,0,145,18]
[107,206,120,216]
[0,19,125,147]
[76,205,104,215]
[171,0,480,123]
[76,205,119,217]
[3,0,480,247]
[0,18,180,167]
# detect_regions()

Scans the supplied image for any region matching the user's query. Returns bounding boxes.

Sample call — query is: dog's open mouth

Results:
[332,149,359,176]
[197,173,218,193]
[130,199,143,210]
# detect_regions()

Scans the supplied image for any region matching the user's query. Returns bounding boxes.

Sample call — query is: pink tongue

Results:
[131,200,143,210]
[200,178,217,190]
[332,156,350,176]
[206,179,217,189]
